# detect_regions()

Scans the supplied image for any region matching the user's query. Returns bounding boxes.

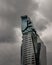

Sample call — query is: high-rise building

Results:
[21,15,47,65]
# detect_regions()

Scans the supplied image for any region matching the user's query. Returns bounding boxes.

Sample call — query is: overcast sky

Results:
[0,0,52,65]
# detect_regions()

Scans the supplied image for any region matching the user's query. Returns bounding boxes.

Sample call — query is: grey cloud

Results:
[31,12,49,36]
[39,0,52,22]
[3,0,38,27]
[16,0,39,27]
[0,44,21,65]
[33,18,48,32]
[16,0,38,16]
[0,0,38,42]
[40,22,52,51]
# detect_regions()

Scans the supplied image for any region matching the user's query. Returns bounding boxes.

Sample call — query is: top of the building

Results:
[21,15,37,34]
[21,15,28,20]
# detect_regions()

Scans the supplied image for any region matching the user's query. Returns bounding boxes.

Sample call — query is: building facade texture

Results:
[21,15,47,65]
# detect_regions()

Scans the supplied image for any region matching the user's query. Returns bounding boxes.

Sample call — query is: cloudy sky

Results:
[0,0,52,65]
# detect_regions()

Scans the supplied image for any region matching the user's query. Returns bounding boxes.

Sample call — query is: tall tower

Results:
[21,15,47,65]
